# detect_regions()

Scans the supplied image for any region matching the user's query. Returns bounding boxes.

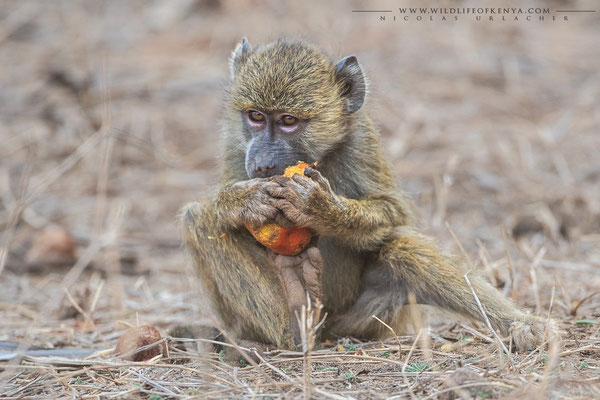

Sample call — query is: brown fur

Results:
[182,38,556,353]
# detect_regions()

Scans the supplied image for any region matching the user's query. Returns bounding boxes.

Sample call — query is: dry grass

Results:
[1,0,599,398]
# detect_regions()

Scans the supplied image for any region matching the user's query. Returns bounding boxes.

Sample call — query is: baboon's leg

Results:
[331,228,550,352]
[182,202,295,349]
[327,263,410,339]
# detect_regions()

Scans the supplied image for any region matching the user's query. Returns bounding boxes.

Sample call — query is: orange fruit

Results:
[283,162,310,178]
[246,162,313,256]
[246,223,312,256]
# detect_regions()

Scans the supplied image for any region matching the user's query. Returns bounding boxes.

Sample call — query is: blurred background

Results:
[1,0,599,350]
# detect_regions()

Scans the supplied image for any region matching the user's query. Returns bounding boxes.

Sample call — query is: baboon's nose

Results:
[253,164,276,178]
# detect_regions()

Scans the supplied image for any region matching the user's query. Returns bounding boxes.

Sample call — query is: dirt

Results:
[0,1,598,398]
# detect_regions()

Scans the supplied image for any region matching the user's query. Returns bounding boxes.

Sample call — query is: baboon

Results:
[182,38,553,353]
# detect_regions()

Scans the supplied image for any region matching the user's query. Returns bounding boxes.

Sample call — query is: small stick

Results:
[540,286,560,397]
[295,296,325,400]
[501,226,515,297]
[126,368,177,396]
[372,315,402,354]
[476,238,497,287]
[312,388,348,400]
[464,272,513,365]
[545,285,556,343]
[457,324,494,343]
[445,221,474,267]
[418,382,515,400]
[214,327,281,390]
[446,223,513,366]
[115,337,168,361]
[252,351,291,382]
[529,247,546,314]
[401,328,422,400]
[446,222,514,368]
[570,291,600,316]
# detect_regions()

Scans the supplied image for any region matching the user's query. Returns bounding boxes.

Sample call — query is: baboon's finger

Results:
[245,203,277,225]
[279,261,307,310]
[274,213,295,227]
[291,173,313,189]
[265,184,288,198]
[274,199,304,224]
[269,181,302,203]
[270,175,289,186]
[304,167,330,191]
[284,178,309,200]
[273,253,302,269]
[306,247,324,273]
[261,181,283,192]
[303,247,323,299]
[302,261,321,300]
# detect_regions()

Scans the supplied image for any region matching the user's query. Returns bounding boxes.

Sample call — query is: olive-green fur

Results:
[183,202,295,348]
[229,40,342,118]
[182,38,551,353]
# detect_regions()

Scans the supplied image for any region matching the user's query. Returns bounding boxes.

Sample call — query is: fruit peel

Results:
[283,162,310,178]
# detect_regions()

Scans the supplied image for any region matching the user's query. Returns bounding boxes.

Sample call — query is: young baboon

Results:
[182,38,554,352]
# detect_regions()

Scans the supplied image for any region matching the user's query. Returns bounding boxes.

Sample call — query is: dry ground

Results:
[1,1,599,399]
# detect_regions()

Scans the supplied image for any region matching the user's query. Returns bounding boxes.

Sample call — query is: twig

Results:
[446,223,513,365]
[0,155,32,277]
[126,368,177,396]
[570,291,600,316]
[501,226,516,298]
[545,286,556,343]
[418,382,515,400]
[457,324,494,343]
[540,286,560,397]
[373,315,402,354]
[115,338,167,361]
[401,328,422,400]
[541,259,597,273]
[529,247,546,314]
[213,324,284,394]
[313,388,350,399]
[252,351,291,382]
[464,272,512,363]
[445,221,474,267]
[295,296,326,400]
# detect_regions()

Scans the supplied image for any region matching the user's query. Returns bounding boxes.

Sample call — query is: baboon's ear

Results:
[230,37,251,79]
[334,56,366,113]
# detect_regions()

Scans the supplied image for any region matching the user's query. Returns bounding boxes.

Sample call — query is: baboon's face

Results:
[227,39,366,179]
[242,109,309,178]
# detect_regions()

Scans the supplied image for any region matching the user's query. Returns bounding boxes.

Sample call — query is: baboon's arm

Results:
[268,168,413,251]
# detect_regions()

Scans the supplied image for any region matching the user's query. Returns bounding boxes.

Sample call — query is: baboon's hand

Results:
[267,167,339,229]
[219,178,281,228]
[269,246,323,314]
[509,315,560,353]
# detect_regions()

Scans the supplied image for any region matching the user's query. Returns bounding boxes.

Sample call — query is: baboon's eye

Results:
[281,115,297,126]
[248,111,265,122]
